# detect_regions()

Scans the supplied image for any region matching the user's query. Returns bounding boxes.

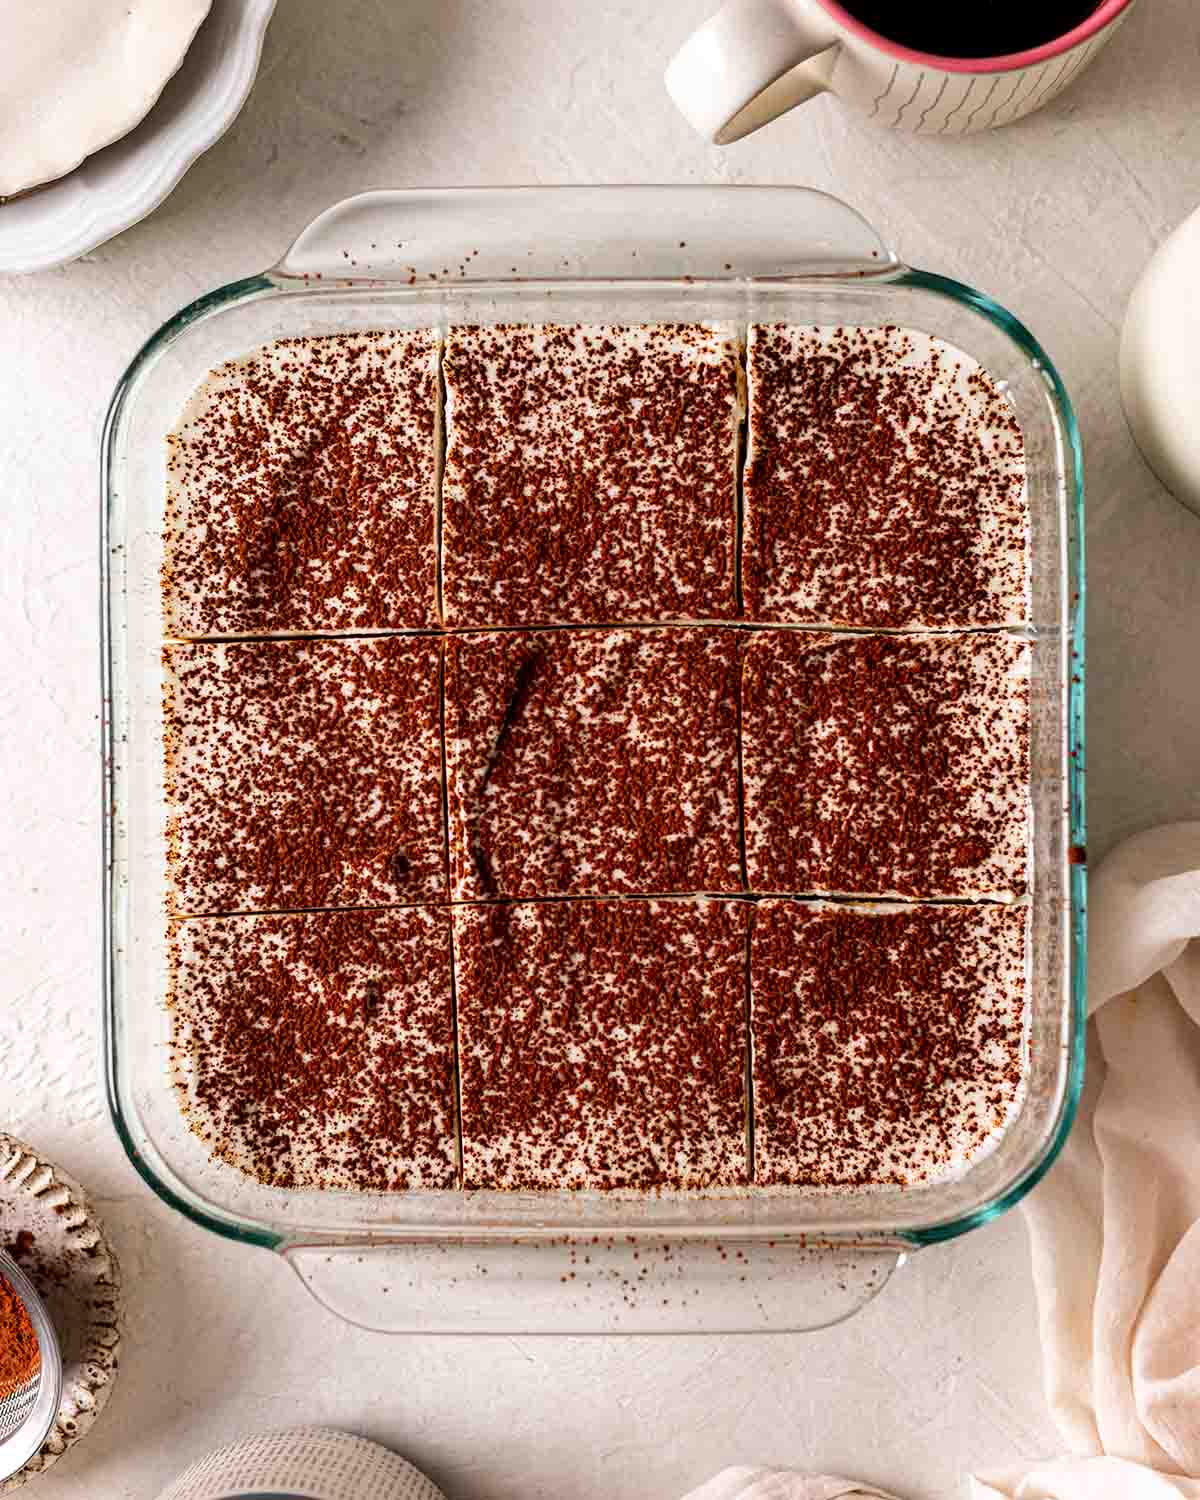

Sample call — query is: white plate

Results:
[0,0,276,276]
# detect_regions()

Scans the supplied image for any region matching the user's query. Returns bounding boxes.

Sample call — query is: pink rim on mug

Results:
[814,0,1135,71]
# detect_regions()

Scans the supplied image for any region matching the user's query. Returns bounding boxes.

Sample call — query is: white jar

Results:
[1120,204,1200,517]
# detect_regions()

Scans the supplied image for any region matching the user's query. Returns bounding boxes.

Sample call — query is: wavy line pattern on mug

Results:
[999,66,1046,125]
[963,73,1003,131]
[868,61,900,119]
[1054,35,1102,102]
[916,73,950,131]
[1026,50,1076,114]
[939,76,979,134]
[986,70,1029,129]
[892,69,927,128]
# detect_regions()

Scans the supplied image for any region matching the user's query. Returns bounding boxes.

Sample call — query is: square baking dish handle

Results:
[283,1235,907,1335]
[271,185,900,285]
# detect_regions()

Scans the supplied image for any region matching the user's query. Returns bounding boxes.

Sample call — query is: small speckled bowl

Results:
[0,1136,122,1492]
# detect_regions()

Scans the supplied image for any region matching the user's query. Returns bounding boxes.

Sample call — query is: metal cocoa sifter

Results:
[0,1250,62,1483]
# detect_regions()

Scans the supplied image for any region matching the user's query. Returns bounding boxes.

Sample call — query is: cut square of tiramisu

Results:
[164,330,440,636]
[750,900,1029,1187]
[443,627,742,900]
[442,323,742,626]
[740,630,1030,899]
[169,907,456,1191]
[455,898,750,1192]
[743,325,1029,628]
[164,635,445,914]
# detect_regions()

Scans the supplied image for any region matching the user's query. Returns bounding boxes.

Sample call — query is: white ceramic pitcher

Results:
[1121,204,1200,517]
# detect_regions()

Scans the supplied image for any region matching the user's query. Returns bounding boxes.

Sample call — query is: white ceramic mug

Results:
[667,0,1137,140]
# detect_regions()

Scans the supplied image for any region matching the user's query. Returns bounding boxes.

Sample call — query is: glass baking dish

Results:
[101,186,1086,1333]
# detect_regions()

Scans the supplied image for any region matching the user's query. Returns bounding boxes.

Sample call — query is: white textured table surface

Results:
[3,3,1200,1497]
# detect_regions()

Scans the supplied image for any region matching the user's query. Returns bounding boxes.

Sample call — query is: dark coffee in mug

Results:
[837,0,1102,57]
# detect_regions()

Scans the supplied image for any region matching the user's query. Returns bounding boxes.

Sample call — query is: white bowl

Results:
[0,0,276,276]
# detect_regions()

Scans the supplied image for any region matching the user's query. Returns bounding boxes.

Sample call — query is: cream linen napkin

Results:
[683,1472,899,1499]
[971,822,1200,1500]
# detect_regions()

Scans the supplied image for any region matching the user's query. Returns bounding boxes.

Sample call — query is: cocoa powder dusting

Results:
[741,630,1030,899]
[442,323,741,626]
[744,324,1028,628]
[455,899,749,1191]
[751,902,1029,1187]
[164,331,440,637]
[158,319,1037,1197]
[0,1273,40,1399]
[164,635,445,915]
[444,627,742,900]
[168,908,456,1191]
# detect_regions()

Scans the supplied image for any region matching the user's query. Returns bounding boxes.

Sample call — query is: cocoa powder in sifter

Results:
[0,1272,40,1399]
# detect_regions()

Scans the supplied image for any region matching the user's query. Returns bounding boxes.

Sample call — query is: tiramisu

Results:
[441,323,742,626]
[443,627,742,900]
[164,635,445,914]
[156,316,1040,1200]
[455,898,749,1191]
[750,901,1029,1187]
[164,330,440,637]
[743,325,1029,628]
[740,630,1030,900]
[169,907,456,1191]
